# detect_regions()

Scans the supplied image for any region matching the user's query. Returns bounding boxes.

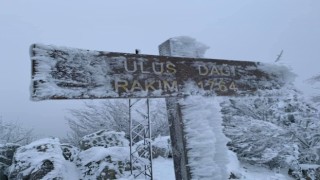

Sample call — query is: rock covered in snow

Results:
[6,135,150,179]
[79,130,129,150]
[61,143,80,162]
[76,146,142,179]
[8,138,79,180]
[0,143,20,179]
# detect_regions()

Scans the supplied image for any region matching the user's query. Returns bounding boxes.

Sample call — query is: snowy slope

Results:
[153,157,294,180]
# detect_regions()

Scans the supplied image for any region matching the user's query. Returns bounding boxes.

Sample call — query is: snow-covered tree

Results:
[66,99,169,146]
[221,84,320,177]
[0,119,34,145]
[307,74,320,106]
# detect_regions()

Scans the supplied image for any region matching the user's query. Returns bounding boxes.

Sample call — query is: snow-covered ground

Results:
[153,157,175,180]
[238,164,293,180]
[153,157,294,180]
[3,135,296,180]
[57,157,296,180]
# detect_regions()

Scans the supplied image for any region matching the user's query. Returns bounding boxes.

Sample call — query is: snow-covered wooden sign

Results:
[30,44,288,101]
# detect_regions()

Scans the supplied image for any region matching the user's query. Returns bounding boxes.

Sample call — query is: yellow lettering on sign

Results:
[196,79,237,92]
[163,80,178,92]
[152,62,164,74]
[198,64,235,77]
[208,80,215,90]
[198,81,204,89]
[158,80,162,90]
[220,66,231,76]
[130,80,144,92]
[166,62,177,74]
[115,80,129,92]
[140,62,151,74]
[210,66,221,75]
[218,79,228,92]
[229,82,238,91]
[198,65,209,76]
[124,60,137,73]
[145,80,157,92]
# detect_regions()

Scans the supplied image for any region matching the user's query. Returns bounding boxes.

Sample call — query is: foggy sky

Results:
[0,0,320,138]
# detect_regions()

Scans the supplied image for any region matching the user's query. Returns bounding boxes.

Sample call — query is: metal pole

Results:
[129,98,153,179]
[129,99,133,174]
[147,98,153,179]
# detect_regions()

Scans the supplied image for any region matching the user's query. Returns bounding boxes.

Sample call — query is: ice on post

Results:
[159,36,230,179]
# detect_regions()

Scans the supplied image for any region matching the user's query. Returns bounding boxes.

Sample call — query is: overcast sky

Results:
[0,0,319,138]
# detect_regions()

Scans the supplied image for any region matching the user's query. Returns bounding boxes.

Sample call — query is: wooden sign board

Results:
[30,44,284,101]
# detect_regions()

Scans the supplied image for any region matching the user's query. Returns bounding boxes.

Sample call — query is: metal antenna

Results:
[129,48,152,179]
[129,98,153,179]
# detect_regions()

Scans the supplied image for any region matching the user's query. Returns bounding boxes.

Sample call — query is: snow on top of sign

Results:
[180,96,229,180]
[159,36,209,58]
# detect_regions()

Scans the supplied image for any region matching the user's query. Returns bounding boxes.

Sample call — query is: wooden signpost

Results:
[30,40,288,179]
[30,44,285,101]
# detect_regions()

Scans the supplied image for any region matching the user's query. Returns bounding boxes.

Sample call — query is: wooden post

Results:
[165,97,191,180]
[159,37,208,180]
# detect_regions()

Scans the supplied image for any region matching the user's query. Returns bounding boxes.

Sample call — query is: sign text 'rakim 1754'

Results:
[30,44,287,100]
